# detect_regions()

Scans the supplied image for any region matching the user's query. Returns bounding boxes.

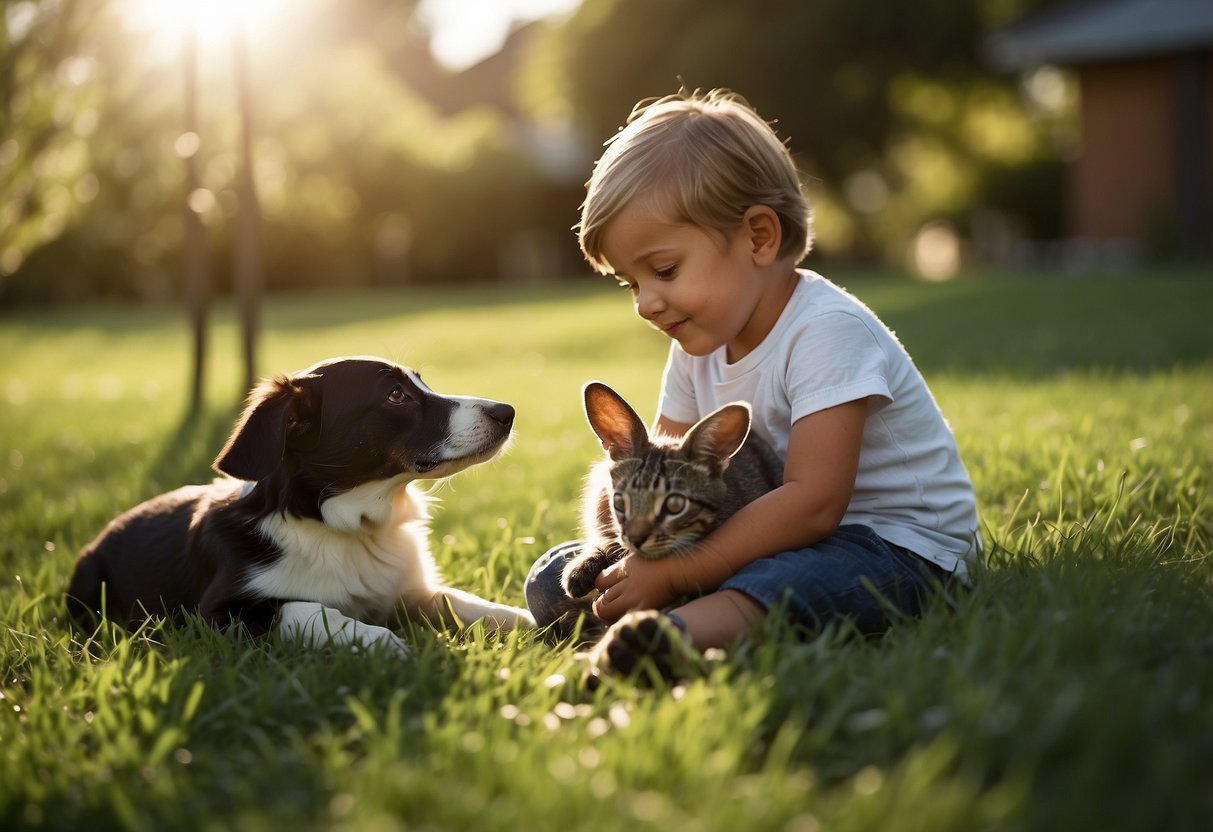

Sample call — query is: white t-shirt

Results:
[658,270,980,578]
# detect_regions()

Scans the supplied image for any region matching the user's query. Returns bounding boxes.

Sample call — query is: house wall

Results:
[1072,53,1213,251]
[1073,58,1173,238]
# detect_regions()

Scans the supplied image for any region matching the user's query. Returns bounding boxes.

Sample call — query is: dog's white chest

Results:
[246,485,439,620]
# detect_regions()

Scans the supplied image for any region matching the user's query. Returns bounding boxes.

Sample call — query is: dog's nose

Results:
[486,402,515,426]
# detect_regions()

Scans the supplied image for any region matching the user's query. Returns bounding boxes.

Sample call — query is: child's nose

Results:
[635,284,665,319]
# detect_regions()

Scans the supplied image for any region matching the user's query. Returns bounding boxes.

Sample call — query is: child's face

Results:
[599,199,773,361]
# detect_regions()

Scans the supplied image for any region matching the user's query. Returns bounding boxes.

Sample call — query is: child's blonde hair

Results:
[577,88,812,275]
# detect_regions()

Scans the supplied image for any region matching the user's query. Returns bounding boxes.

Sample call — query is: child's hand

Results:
[592,554,679,622]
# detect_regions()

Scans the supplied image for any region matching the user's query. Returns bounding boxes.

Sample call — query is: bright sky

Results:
[120,0,292,49]
[417,0,581,71]
[119,0,581,71]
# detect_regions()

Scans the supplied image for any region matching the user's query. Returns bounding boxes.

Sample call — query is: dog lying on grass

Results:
[66,356,535,656]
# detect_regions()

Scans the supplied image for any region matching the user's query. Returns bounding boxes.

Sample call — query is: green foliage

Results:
[530,0,1074,259]
[1,273,1210,830]
[0,0,105,280]
[1,0,584,304]
[3,0,1091,304]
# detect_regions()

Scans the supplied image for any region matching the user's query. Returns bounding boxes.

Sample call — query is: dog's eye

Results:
[388,386,408,404]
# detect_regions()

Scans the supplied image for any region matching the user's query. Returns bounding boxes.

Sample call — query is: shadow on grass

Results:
[5,273,1210,377]
[842,273,1213,376]
[260,279,611,331]
[147,406,242,489]
[0,280,611,334]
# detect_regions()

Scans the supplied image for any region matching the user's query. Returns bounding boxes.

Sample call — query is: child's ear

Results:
[743,205,781,265]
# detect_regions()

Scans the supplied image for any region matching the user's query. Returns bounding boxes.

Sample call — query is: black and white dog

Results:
[66,356,535,656]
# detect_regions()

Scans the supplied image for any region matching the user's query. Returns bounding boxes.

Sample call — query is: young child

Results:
[525,88,980,680]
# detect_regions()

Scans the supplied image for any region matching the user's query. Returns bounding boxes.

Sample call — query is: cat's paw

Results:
[582,610,703,688]
[561,556,602,600]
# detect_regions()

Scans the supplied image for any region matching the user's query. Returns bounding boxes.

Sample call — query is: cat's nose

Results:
[624,518,654,550]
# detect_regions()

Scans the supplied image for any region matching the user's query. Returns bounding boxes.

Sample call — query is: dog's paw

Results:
[582,610,703,688]
[477,606,537,631]
[352,624,412,660]
[278,601,411,660]
[515,608,538,629]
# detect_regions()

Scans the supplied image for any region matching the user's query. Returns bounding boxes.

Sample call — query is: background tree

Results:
[525,0,1072,262]
[1,0,1079,306]
[181,26,208,411]
[231,21,261,394]
[0,0,103,283]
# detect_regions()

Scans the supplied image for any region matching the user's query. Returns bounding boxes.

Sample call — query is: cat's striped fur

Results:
[561,382,782,601]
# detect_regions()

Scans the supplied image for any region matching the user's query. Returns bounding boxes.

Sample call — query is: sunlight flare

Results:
[121,0,292,50]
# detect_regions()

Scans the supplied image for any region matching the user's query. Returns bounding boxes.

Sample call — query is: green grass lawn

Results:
[1,271,1210,831]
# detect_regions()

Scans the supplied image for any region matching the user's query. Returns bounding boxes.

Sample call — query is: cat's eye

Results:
[612,492,626,515]
[663,494,688,516]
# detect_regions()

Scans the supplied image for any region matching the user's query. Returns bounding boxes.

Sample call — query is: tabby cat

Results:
[562,382,783,601]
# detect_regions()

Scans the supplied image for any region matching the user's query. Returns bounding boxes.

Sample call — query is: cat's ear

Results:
[583,382,650,459]
[684,403,751,469]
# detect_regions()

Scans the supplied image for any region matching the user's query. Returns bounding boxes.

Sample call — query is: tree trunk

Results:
[232,22,262,396]
[182,28,209,413]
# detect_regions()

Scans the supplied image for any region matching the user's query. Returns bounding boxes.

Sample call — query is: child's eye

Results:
[654,265,677,279]
[616,280,637,293]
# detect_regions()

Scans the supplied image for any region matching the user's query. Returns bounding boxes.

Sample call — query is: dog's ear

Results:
[213,374,320,481]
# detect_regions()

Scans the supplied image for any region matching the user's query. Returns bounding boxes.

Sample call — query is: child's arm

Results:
[593,398,869,620]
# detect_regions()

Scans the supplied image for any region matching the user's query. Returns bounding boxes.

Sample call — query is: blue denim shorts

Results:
[525,524,947,638]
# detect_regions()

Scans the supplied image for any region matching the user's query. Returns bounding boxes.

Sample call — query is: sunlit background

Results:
[416,0,581,71]
[121,0,293,52]
[1,0,1208,304]
[119,0,579,69]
